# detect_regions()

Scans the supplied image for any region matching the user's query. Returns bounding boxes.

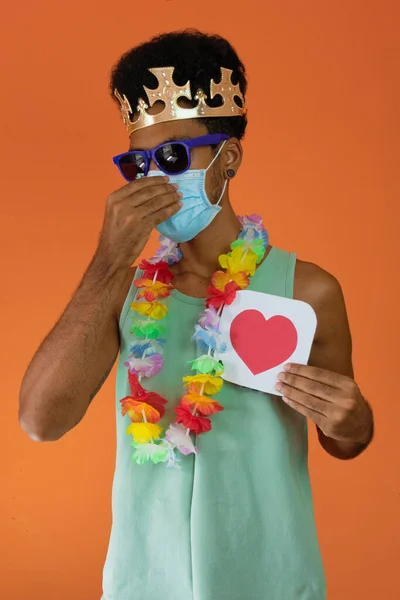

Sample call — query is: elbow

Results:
[18,395,64,443]
[19,420,47,442]
[19,411,62,442]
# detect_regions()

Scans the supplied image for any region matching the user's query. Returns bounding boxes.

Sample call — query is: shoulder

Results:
[115,266,137,323]
[293,258,343,304]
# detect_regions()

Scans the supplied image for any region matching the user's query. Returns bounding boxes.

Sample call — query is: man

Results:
[19,29,374,600]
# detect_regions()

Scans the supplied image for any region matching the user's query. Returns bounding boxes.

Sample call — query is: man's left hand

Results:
[275,363,373,444]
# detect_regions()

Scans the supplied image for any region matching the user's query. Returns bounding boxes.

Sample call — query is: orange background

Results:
[1,1,399,599]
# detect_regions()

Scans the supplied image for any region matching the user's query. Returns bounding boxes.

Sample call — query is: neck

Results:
[176,202,242,278]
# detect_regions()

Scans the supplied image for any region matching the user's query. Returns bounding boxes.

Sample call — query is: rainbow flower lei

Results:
[120,214,269,468]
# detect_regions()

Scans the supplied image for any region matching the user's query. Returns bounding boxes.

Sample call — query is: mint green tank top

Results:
[101,246,326,600]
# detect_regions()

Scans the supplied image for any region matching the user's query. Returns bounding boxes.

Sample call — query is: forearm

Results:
[19,253,129,441]
[317,399,374,460]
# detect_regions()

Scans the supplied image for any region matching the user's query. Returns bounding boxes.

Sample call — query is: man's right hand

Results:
[96,175,183,270]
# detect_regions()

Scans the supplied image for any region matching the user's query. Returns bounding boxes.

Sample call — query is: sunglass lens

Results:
[155,143,189,174]
[118,153,147,181]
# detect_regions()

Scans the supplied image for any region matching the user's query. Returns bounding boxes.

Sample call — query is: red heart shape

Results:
[230,310,298,375]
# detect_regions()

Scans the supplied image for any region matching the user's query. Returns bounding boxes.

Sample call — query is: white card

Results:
[216,290,317,395]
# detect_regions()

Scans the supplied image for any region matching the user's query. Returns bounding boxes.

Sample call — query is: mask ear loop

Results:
[206,139,227,171]
[205,140,228,207]
[215,178,228,206]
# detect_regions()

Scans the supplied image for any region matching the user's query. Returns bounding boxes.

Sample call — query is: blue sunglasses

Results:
[112,133,229,182]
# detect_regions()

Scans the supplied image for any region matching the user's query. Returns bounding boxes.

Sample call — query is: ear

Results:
[223,138,243,177]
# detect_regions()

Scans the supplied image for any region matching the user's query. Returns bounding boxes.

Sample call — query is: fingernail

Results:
[177,191,183,198]
[284,364,291,371]
[172,183,179,189]
[275,383,283,391]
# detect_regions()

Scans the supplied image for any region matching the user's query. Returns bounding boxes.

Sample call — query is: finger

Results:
[275,382,330,416]
[112,175,171,201]
[136,191,182,217]
[129,183,180,208]
[283,363,353,389]
[281,395,327,429]
[277,371,338,403]
[144,200,183,228]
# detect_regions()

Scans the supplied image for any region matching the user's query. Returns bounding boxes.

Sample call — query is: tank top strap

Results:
[249,246,297,299]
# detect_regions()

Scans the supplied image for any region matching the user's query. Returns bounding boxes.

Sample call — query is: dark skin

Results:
[115,115,374,460]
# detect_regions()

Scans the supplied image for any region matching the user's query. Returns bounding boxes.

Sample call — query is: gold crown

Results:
[114,66,245,135]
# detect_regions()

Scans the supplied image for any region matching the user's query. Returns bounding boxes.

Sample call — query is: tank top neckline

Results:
[169,245,276,306]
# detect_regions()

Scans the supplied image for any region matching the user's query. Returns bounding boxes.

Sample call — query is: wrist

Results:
[357,417,374,446]
[354,399,374,446]
[91,251,132,283]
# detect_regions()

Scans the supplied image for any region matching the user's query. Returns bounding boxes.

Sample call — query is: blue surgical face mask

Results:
[146,140,228,243]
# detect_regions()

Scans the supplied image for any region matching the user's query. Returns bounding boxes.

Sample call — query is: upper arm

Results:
[294,261,354,379]
[86,315,120,403]
[88,266,136,403]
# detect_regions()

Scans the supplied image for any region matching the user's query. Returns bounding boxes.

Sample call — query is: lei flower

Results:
[135,279,172,302]
[182,374,224,395]
[175,405,212,434]
[205,280,240,310]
